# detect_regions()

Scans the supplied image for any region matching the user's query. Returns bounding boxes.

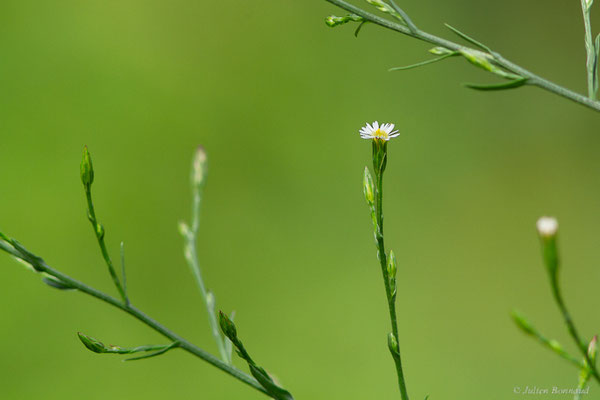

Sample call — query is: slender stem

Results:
[551,284,600,383]
[374,170,409,400]
[580,0,596,100]
[183,159,230,364]
[84,186,128,305]
[0,240,270,397]
[325,0,600,112]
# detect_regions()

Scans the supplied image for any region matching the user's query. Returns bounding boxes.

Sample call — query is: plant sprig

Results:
[512,217,600,387]
[0,147,278,398]
[179,147,233,365]
[325,0,600,112]
[362,128,409,400]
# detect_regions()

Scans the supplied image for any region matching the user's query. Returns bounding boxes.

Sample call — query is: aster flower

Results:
[359,121,400,141]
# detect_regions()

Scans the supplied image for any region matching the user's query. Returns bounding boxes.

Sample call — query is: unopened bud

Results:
[178,221,190,237]
[536,217,559,283]
[429,47,454,56]
[460,49,494,72]
[78,332,108,353]
[366,0,394,15]
[511,310,536,336]
[95,223,105,239]
[219,311,237,342]
[387,332,399,357]
[363,167,375,206]
[536,217,558,239]
[387,251,397,297]
[192,146,207,187]
[80,146,94,187]
[325,14,362,28]
[548,339,563,353]
[589,335,598,363]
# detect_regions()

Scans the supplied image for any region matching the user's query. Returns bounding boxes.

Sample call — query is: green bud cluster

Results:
[325,14,363,27]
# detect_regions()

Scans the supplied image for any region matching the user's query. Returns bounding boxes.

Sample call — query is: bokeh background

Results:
[1,0,599,399]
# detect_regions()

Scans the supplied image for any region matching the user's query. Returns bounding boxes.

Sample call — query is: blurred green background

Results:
[1,0,599,399]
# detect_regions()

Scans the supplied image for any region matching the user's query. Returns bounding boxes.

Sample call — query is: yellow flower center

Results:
[374,129,388,140]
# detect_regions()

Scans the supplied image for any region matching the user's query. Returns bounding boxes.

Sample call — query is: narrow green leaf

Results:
[354,21,367,37]
[389,53,457,71]
[10,240,44,271]
[445,23,492,53]
[42,276,75,290]
[464,78,528,91]
[594,34,600,95]
[250,365,294,400]
[224,311,236,363]
[124,342,179,361]
[220,312,293,399]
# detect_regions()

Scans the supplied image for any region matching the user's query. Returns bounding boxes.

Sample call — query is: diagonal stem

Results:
[551,283,600,384]
[0,239,271,397]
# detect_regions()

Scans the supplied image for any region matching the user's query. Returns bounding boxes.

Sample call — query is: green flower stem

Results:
[0,239,270,397]
[181,148,230,364]
[84,186,129,305]
[325,0,600,113]
[371,145,409,400]
[551,283,600,383]
[183,187,230,364]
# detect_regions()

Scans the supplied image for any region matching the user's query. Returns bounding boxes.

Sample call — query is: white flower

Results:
[359,121,400,141]
[536,216,558,238]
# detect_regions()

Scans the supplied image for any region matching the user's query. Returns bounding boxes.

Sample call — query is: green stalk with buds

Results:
[324,0,600,112]
[81,146,129,306]
[178,147,233,365]
[0,147,294,399]
[361,121,410,400]
[512,217,600,391]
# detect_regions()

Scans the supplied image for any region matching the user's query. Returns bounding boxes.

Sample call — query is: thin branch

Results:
[325,0,600,112]
[0,239,270,397]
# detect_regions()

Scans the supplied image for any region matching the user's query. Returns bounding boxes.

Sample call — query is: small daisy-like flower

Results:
[359,121,400,141]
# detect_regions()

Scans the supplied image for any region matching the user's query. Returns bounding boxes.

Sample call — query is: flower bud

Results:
[387,332,399,357]
[78,332,108,353]
[366,0,395,15]
[95,223,105,239]
[80,146,94,187]
[511,310,536,336]
[178,221,190,237]
[460,49,495,72]
[325,14,362,28]
[536,217,559,284]
[589,335,598,363]
[363,167,375,206]
[192,146,207,187]
[387,250,397,297]
[429,47,454,56]
[536,216,558,238]
[219,311,238,342]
